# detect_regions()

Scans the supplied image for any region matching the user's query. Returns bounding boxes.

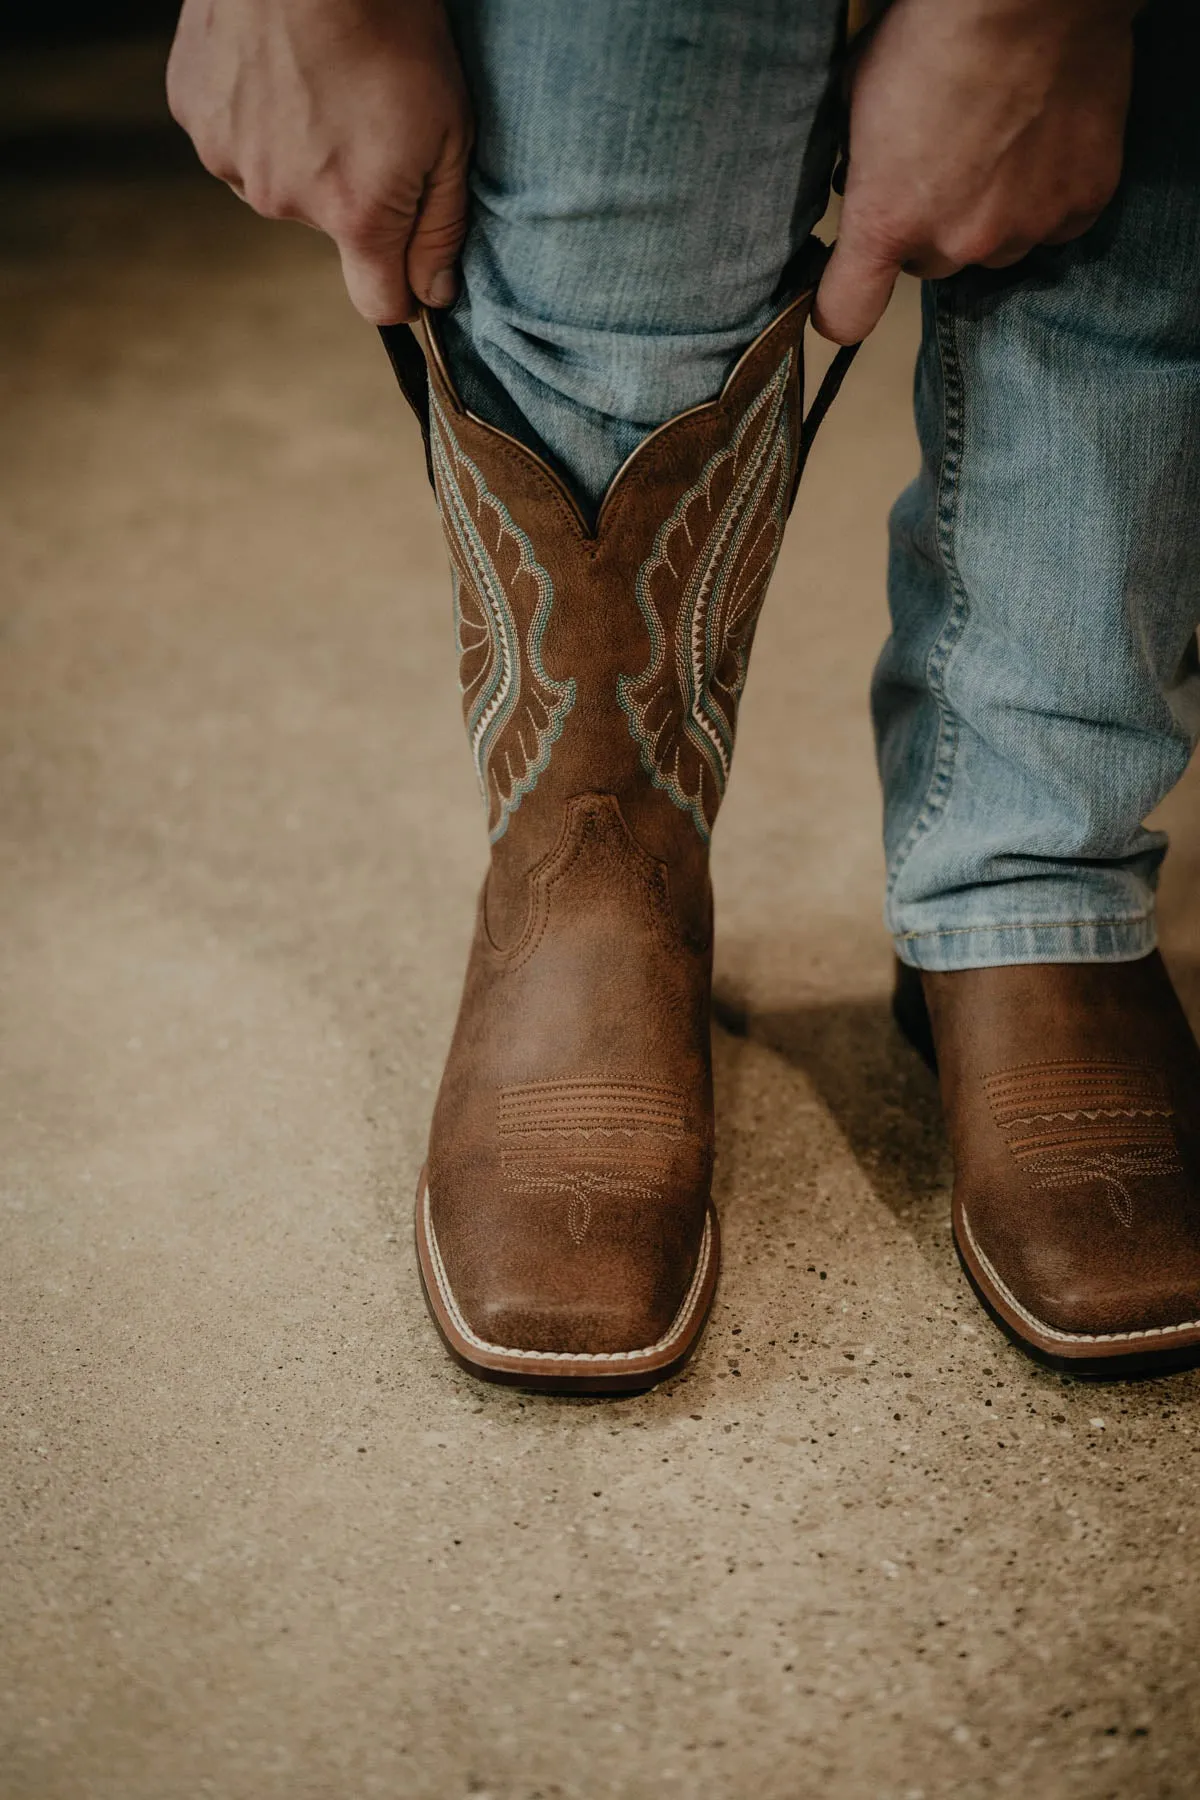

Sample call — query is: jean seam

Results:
[895,907,1156,942]
[884,284,970,914]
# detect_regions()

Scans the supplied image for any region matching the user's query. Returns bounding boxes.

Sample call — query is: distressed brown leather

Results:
[905,955,1200,1366]
[412,291,818,1370]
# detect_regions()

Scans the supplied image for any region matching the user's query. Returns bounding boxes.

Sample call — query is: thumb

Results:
[407,136,470,309]
[337,221,417,326]
[811,212,900,346]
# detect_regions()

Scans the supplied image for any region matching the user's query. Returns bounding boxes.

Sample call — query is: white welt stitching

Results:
[961,1210,1200,1346]
[421,1182,713,1363]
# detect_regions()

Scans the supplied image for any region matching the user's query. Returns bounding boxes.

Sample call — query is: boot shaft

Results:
[419,291,817,946]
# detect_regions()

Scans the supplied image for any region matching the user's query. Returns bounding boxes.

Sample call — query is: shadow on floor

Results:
[714,985,950,1254]
[716,945,1200,1264]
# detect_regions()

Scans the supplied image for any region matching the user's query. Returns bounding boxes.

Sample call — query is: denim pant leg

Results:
[875,0,1200,972]
[440,0,845,512]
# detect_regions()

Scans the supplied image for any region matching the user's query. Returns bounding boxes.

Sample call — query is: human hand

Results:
[167,0,473,324]
[814,0,1139,343]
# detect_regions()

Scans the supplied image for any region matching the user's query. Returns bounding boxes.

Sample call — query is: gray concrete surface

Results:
[2,39,1199,1800]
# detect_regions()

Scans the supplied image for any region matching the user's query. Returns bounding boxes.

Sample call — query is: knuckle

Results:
[939,226,996,269]
[326,198,391,248]
[364,298,416,326]
[841,205,910,270]
[411,213,468,259]
[195,140,238,185]
[241,176,294,220]
[170,112,227,178]
[316,169,407,246]
[1081,178,1118,221]
[235,170,269,212]
[1084,147,1123,210]
[163,54,191,126]
[164,84,189,131]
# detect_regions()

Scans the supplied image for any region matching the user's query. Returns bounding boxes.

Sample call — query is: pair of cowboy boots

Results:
[384,271,1200,1390]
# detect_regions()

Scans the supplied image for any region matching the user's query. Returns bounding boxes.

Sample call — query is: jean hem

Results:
[892,910,1158,972]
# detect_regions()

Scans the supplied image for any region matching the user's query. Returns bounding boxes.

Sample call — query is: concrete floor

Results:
[3,39,1200,1800]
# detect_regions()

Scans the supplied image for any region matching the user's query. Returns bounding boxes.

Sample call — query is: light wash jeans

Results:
[440,0,1200,971]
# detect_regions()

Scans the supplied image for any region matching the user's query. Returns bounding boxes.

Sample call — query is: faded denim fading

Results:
[437,0,1200,971]
[441,0,846,506]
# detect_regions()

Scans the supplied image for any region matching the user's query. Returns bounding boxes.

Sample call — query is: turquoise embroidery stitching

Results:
[618,351,794,842]
[431,392,576,842]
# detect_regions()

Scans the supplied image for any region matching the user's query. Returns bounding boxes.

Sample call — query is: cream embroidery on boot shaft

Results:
[618,350,794,841]
[431,391,576,841]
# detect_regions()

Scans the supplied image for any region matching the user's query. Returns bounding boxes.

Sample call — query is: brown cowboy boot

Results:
[895,956,1200,1375]
[383,274,850,1390]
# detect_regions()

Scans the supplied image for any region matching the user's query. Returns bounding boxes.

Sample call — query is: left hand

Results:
[814,0,1139,344]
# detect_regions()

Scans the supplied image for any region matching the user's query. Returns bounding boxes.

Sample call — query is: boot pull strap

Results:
[379,322,435,489]
[381,313,859,508]
[790,338,859,514]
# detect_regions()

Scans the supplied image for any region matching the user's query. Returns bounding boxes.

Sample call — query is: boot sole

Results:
[954,1199,1200,1380]
[413,1171,720,1394]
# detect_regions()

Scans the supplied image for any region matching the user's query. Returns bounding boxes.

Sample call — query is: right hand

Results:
[167,0,473,325]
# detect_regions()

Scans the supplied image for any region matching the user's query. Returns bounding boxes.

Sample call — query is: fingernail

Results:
[428,269,457,307]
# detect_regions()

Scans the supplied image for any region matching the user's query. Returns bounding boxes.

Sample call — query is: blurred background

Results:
[2,14,1199,1800]
[2,5,184,167]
